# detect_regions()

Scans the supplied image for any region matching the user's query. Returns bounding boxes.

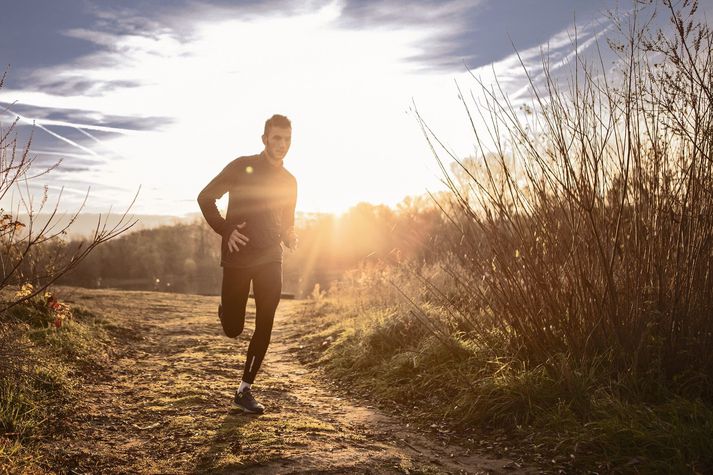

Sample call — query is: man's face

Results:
[262,126,292,162]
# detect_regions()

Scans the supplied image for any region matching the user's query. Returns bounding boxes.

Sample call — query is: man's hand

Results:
[283,229,298,250]
[227,222,249,253]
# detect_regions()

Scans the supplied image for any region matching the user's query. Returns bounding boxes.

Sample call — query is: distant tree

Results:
[55,195,448,297]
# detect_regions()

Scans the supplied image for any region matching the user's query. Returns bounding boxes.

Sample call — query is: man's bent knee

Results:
[219,304,245,338]
[224,325,244,338]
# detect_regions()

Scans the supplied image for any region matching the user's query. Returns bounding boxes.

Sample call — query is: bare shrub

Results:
[0,72,137,314]
[419,0,713,393]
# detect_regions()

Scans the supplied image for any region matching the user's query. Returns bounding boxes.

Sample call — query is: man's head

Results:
[262,114,292,163]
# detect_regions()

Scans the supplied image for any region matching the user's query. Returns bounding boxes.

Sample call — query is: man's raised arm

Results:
[197,164,232,235]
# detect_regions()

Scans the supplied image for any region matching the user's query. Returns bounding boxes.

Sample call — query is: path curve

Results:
[45,288,531,474]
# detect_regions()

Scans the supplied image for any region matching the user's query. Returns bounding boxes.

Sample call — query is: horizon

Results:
[21,205,386,239]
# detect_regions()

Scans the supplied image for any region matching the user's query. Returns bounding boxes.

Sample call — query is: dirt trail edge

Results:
[47,289,533,474]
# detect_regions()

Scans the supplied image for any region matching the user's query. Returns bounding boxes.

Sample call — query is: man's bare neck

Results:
[262,150,283,167]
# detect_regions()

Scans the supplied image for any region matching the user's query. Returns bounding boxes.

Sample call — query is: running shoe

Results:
[234,388,265,414]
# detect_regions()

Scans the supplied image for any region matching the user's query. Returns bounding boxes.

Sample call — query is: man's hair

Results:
[264,114,291,135]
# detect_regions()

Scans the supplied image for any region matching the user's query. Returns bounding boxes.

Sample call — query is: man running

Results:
[197,114,297,413]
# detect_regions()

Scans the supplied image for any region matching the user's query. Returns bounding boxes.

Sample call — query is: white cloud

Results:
[0,0,609,216]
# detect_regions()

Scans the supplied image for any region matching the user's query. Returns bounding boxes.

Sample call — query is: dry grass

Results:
[416,0,713,390]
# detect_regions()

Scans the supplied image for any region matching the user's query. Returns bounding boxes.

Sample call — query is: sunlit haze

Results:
[1,0,621,217]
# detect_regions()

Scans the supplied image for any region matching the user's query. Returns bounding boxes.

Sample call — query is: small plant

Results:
[9,283,73,329]
[310,283,325,301]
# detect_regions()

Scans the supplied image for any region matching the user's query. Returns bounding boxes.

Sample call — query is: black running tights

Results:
[220,262,282,384]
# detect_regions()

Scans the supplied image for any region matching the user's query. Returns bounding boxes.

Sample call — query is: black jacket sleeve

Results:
[197,162,234,236]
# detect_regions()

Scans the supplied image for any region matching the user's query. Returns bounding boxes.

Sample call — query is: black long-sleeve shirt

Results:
[197,151,297,268]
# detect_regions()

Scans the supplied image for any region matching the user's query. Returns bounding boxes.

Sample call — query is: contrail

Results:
[2,105,103,158]
[74,126,126,158]
[508,21,614,102]
[76,127,104,144]
[28,149,96,160]
[10,115,145,135]
[1,105,140,160]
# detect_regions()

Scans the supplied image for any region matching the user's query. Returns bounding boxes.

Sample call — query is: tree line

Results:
[57,196,447,297]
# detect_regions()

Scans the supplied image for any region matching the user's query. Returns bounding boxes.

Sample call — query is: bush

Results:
[0,71,136,316]
[418,0,713,397]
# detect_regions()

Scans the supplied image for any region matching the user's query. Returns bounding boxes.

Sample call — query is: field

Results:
[3,3,713,474]
[1,287,532,474]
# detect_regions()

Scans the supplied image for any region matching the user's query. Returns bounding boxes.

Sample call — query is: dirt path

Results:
[47,289,531,474]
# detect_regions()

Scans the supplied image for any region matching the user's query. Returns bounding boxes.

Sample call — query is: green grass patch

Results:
[0,292,113,472]
[304,299,713,473]
[26,317,109,363]
[0,379,43,442]
[535,396,713,473]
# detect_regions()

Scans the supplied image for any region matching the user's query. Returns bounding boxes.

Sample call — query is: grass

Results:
[0,347,75,474]
[0,289,113,473]
[0,437,40,475]
[195,411,339,473]
[299,298,713,473]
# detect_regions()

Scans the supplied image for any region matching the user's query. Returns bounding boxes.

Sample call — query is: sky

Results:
[0,0,692,217]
